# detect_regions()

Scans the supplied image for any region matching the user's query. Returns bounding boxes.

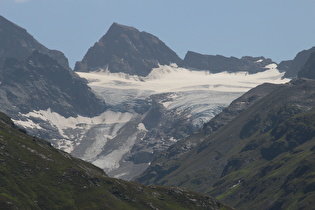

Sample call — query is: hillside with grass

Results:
[0,112,231,210]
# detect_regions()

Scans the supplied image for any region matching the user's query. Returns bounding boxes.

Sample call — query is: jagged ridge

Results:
[75,22,182,76]
[183,51,274,73]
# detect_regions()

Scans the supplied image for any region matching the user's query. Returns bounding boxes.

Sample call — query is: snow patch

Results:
[16,109,133,137]
[113,172,128,179]
[137,123,147,131]
[92,132,140,172]
[56,139,75,153]
[13,117,42,130]
[169,137,177,142]
[14,109,134,154]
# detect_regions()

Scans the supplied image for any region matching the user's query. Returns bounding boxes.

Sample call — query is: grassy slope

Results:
[0,112,231,210]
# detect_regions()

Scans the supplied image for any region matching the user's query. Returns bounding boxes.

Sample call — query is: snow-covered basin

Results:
[13,63,290,179]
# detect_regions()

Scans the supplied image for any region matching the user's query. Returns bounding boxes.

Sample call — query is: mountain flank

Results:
[298,51,315,79]
[135,83,280,178]
[0,15,106,140]
[278,46,315,78]
[0,15,69,69]
[136,78,315,210]
[0,111,231,210]
[0,51,106,119]
[75,22,182,76]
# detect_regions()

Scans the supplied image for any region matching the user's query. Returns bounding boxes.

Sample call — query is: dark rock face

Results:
[278,47,315,78]
[75,23,182,76]
[183,51,274,73]
[298,52,315,79]
[0,15,69,69]
[0,51,106,118]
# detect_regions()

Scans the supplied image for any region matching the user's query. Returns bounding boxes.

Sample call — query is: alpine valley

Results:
[5,19,289,180]
[1,14,315,209]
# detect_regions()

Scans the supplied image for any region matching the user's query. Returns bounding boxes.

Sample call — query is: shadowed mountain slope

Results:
[136,78,315,210]
[135,83,280,173]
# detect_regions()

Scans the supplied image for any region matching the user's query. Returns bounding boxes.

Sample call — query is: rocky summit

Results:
[74,22,182,76]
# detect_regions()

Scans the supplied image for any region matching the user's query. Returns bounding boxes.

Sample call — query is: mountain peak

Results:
[97,22,140,46]
[75,22,182,76]
[110,22,138,31]
[0,15,69,69]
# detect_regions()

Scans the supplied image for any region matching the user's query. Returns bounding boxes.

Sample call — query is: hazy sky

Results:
[1,0,315,68]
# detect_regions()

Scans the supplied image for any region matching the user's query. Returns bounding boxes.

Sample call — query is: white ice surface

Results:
[78,64,289,124]
[78,64,288,98]
[78,64,289,103]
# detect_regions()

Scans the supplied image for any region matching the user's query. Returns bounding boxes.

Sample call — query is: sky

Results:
[1,0,315,68]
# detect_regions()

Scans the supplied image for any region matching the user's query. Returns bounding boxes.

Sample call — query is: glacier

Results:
[13,64,290,180]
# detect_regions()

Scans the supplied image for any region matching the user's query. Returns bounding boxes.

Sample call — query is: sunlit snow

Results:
[78,64,287,95]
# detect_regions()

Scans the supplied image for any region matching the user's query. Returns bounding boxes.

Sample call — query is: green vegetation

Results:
[0,112,231,209]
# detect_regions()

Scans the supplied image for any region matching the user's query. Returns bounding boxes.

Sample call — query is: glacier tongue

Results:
[13,64,290,180]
